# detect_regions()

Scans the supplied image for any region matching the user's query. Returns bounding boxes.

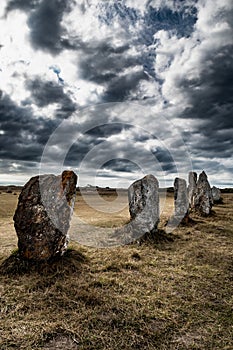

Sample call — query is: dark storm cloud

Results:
[64,135,104,166]
[151,147,176,172]
[6,0,74,54]
[190,158,232,186]
[194,135,233,159]
[64,124,133,167]
[133,133,153,143]
[35,118,60,145]
[27,78,68,106]
[62,119,177,175]
[55,101,77,119]
[86,123,132,138]
[5,0,40,12]
[0,92,59,163]
[78,40,150,102]
[180,44,233,157]
[101,159,141,173]
[103,70,149,102]
[26,78,77,118]
[79,42,136,84]
[28,0,74,53]
[76,33,146,103]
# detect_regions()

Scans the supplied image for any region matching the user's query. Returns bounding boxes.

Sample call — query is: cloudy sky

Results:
[0,0,232,188]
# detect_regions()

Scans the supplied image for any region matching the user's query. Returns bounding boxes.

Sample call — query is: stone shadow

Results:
[0,248,87,277]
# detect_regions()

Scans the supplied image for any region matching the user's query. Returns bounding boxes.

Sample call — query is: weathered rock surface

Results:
[194,171,213,216]
[13,170,77,261]
[212,186,222,203]
[174,177,189,223]
[112,174,159,244]
[188,171,197,209]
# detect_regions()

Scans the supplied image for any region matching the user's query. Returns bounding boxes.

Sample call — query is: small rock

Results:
[13,170,77,261]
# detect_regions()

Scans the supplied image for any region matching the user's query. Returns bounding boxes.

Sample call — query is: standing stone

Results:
[13,170,77,261]
[212,186,222,204]
[194,171,213,216]
[188,171,197,209]
[173,178,189,223]
[128,174,159,238]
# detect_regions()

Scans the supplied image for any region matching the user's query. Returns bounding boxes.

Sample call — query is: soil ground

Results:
[0,191,232,349]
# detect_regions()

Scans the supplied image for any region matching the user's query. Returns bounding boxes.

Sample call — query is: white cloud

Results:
[125,0,148,13]
[62,1,112,44]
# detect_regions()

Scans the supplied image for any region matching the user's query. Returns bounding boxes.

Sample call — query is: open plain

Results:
[0,190,233,349]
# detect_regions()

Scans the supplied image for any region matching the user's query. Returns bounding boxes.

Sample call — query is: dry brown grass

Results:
[0,192,233,349]
[73,192,130,228]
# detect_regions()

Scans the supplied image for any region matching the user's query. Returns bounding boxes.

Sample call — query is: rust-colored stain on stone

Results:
[61,170,77,205]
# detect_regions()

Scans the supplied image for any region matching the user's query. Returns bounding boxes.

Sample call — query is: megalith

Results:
[13,170,77,261]
[212,186,222,204]
[188,171,197,209]
[173,177,189,223]
[193,171,213,216]
[127,174,160,240]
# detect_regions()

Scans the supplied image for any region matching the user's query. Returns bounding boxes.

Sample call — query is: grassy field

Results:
[0,191,233,349]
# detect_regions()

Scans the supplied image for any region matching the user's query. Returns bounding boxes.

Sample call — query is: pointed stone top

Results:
[198,171,208,182]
